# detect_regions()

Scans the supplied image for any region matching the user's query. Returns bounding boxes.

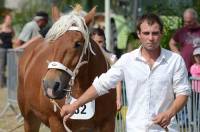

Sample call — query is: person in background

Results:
[14,11,48,47]
[60,13,190,131]
[169,8,200,72]
[190,47,200,78]
[0,14,15,88]
[90,28,122,110]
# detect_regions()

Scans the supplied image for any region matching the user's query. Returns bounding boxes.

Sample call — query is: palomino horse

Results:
[17,7,116,132]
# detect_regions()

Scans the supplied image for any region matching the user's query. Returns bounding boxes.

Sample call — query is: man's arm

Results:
[152,95,188,129]
[169,38,180,54]
[60,85,99,121]
[116,81,122,110]
[13,39,24,48]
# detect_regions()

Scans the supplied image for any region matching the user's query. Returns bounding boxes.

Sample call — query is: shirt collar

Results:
[134,46,167,64]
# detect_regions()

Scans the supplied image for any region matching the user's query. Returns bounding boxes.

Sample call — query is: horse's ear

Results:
[84,6,96,26]
[51,4,61,22]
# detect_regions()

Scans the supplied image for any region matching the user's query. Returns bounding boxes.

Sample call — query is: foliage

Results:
[55,0,104,13]
[160,16,182,49]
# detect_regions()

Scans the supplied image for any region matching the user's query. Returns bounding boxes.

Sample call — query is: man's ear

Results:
[137,31,140,39]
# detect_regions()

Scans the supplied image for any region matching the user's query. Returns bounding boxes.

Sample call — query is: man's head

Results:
[183,8,199,29]
[34,11,49,29]
[91,28,105,47]
[136,13,163,51]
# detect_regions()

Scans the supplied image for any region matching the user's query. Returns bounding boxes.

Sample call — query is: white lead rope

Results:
[50,99,72,132]
[145,121,168,132]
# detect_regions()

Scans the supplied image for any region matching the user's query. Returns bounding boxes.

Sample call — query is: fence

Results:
[0,48,23,118]
[115,78,200,132]
[1,49,200,132]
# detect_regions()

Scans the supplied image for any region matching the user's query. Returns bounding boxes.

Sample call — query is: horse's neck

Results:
[70,42,108,97]
[88,42,108,75]
[99,47,111,69]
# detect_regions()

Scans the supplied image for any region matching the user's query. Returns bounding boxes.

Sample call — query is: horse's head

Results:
[42,7,96,99]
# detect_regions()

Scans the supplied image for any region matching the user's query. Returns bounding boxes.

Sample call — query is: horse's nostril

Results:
[53,82,60,92]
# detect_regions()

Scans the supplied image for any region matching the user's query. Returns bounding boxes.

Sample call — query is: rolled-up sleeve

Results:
[173,57,191,96]
[92,56,125,96]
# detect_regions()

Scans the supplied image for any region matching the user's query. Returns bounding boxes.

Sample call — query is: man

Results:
[91,28,122,110]
[60,13,190,131]
[14,11,48,47]
[169,8,200,72]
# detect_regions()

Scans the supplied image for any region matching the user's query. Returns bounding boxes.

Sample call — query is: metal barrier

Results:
[115,78,200,132]
[176,77,200,132]
[0,49,23,118]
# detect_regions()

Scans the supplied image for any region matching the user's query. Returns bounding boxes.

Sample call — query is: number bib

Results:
[70,97,95,120]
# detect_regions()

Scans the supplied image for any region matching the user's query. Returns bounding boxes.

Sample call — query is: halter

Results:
[47,48,88,103]
[45,14,95,131]
[47,25,89,105]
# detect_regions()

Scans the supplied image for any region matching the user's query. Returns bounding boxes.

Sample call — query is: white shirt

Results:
[93,47,191,132]
[18,20,41,42]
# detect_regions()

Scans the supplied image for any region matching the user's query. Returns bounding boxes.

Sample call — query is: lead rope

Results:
[49,58,88,132]
[50,99,72,132]
[145,121,168,132]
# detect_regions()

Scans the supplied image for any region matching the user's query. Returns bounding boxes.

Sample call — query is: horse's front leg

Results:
[49,116,66,132]
[24,113,41,132]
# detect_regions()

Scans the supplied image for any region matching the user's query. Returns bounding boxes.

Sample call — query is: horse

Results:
[17,7,117,132]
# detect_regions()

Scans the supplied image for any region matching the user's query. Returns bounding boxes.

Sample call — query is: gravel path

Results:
[0,88,50,132]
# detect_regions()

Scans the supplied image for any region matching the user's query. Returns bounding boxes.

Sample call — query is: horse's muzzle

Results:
[42,79,67,99]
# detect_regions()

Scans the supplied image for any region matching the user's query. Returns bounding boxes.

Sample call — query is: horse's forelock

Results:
[45,14,87,42]
[45,13,91,54]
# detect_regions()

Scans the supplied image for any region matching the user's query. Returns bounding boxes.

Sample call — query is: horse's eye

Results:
[74,42,82,48]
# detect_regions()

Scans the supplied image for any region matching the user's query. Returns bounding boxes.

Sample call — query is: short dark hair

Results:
[136,13,163,33]
[36,11,49,20]
[90,28,106,40]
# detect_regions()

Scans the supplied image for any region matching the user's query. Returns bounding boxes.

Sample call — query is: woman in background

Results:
[0,14,15,88]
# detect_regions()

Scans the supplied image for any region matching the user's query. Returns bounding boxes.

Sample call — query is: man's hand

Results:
[60,102,78,121]
[152,111,172,129]
[116,98,122,111]
[60,85,99,121]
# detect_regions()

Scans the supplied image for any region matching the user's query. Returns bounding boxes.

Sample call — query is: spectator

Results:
[60,13,190,131]
[91,28,122,110]
[0,14,15,88]
[190,47,200,78]
[169,8,200,72]
[14,11,49,47]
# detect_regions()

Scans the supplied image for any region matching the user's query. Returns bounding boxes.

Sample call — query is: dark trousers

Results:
[0,48,7,88]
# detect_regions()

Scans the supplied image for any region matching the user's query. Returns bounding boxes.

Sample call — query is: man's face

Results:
[137,20,162,51]
[92,34,105,47]
[39,19,48,29]
[184,12,197,29]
